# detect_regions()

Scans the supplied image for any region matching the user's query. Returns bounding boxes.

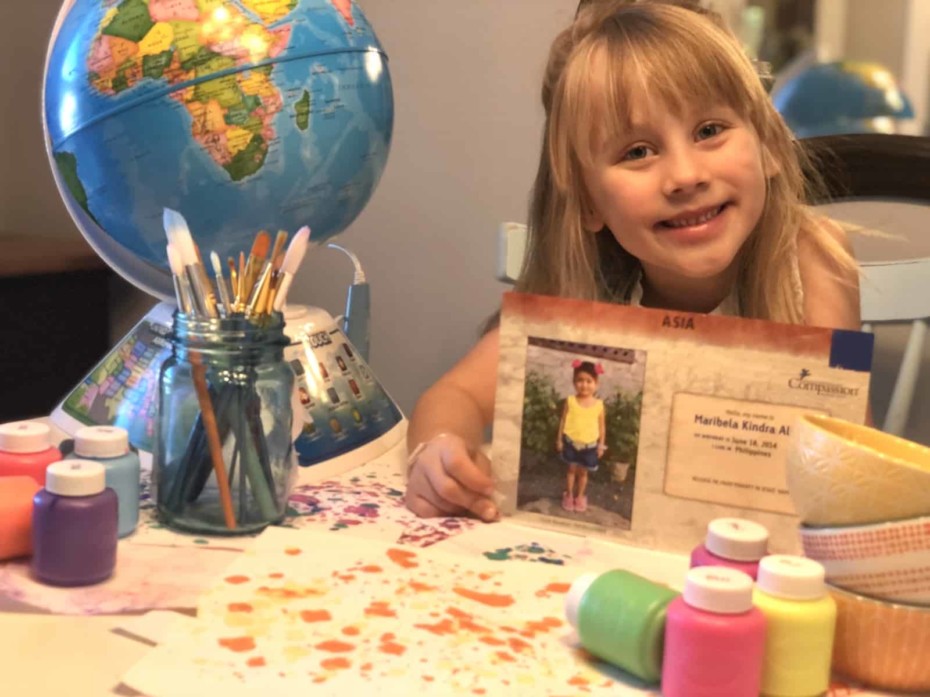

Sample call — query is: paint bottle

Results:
[690,517,769,580]
[0,421,62,486]
[564,569,679,683]
[32,460,118,587]
[0,476,41,560]
[753,555,836,697]
[68,426,140,537]
[662,566,766,697]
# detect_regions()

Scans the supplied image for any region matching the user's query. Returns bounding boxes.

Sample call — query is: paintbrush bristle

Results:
[281,226,311,275]
[249,230,271,261]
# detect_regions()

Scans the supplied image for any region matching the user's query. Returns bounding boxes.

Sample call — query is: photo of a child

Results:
[516,337,646,530]
[556,360,606,513]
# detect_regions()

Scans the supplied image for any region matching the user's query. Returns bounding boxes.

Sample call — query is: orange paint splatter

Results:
[342,626,360,636]
[269,572,284,579]
[218,636,255,652]
[321,657,351,670]
[316,640,355,653]
[379,641,406,656]
[335,573,357,582]
[257,586,323,600]
[387,548,418,568]
[225,575,250,584]
[479,636,506,646]
[228,603,253,613]
[453,587,515,607]
[356,565,383,573]
[300,609,332,623]
[423,676,435,682]
[569,675,591,686]
[360,662,373,671]
[536,582,571,597]
[522,617,564,637]
[381,632,396,641]
[285,547,302,555]
[508,637,532,653]
[473,690,486,695]
[246,656,266,667]
[495,651,517,663]
[414,618,455,636]
[479,572,493,580]
[364,601,396,618]
[408,580,436,593]
[446,607,490,633]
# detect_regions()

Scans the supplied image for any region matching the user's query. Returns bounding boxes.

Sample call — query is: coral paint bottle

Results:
[32,460,118,586]
[662,566,766,697]
[690,517,769,580]
[0,421,62,486]
[564,569,679,684]
[754,555,836,697]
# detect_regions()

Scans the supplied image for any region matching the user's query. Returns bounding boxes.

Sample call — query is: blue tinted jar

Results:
[154,312,295,535]
[68,425,140,537]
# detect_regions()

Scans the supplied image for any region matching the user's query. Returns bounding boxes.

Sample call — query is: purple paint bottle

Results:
[32,460,118,586]
[690,517,769,580]
[662,566,766,697]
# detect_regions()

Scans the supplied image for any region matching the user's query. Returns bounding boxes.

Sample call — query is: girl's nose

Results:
[662,147,709,197]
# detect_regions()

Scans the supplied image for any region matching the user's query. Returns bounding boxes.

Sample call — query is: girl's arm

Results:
[799,218,860,331]
[405,327,500,520]
[556,399,568,451]
[799,218,874,426]
[597,401,606,456]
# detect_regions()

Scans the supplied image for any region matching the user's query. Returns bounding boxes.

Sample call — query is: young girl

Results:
[403,0,861,522]
[557,360,607,513]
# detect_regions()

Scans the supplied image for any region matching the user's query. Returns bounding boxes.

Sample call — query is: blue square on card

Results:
[829,330,874,372]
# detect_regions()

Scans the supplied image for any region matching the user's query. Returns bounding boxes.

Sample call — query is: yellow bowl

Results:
[786,414,930,526]
[830,584,930,692]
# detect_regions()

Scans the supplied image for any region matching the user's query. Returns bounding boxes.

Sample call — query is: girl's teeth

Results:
[666,206,720,228]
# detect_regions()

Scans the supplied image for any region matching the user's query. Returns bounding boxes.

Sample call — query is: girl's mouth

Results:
[659,204,727,229]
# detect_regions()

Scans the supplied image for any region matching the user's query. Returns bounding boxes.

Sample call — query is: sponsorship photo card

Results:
[491,292,873,554]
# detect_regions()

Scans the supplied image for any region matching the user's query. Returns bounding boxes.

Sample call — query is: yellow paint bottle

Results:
[753,555,836,697]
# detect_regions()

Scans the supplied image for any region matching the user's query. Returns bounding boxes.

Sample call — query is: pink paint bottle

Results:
[0,421,62,486]
[690,517,769,580]
[662,566,766,697]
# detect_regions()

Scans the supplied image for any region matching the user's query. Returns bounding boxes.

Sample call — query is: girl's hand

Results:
[404,434,499,522]
[597,443,606,458]
[555,438,563,453]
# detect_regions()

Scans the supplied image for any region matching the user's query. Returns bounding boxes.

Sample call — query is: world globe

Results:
[43,0,393,299]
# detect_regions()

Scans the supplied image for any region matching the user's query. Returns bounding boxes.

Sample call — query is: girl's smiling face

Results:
[574,372,598,397]
[581,97,772,295]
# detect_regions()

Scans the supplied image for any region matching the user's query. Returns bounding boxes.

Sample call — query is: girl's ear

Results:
[582,205,605,233]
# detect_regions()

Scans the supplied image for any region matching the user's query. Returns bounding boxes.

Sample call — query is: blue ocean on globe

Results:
[44,0,393,298]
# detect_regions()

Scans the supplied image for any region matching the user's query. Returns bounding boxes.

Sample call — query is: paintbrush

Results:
[242,231,271,304]
[163,209,218,319]
[209,251,232,318]
[272,226,310,311]
[166,243,193,314]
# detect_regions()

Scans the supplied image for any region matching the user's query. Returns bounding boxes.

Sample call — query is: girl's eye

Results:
[621,144,653,162]
[696,123,725,140]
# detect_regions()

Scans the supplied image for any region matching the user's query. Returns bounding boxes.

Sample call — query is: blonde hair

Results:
[516,0,855,323]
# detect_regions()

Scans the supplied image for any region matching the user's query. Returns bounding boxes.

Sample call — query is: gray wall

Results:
[3,1,929,443]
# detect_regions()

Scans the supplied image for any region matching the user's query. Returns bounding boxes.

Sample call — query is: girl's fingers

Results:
[437,440,495,497]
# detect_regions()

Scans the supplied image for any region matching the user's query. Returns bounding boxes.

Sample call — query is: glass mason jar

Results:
[154,312,295,535]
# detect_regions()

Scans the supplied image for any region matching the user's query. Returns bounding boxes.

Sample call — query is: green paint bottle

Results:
[565,569,680,683]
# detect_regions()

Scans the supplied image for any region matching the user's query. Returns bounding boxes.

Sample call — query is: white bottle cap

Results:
[0,421,53,454]
[756,555,826,600]
[45,460,106,497]
[74,425,130,458]
[705,517,769,562]
[683,566,754,614]
[564,572,598,629]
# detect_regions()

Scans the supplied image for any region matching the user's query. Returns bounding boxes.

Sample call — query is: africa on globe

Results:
[44,0,393,298]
